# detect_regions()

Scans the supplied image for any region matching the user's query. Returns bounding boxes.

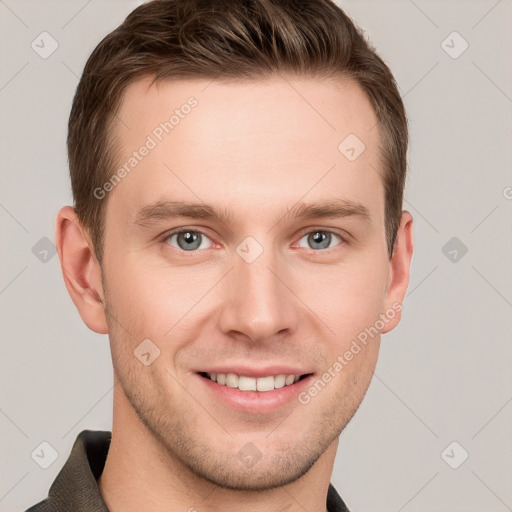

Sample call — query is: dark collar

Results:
[27,430,350,512]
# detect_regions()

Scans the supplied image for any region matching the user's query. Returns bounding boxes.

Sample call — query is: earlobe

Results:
[55,206,109,334]
[381,210,414,334]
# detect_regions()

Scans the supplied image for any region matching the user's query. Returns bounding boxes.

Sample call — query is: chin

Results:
[183,449,322,492]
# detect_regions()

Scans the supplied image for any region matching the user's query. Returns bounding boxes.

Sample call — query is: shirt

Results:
[25,430,350,512]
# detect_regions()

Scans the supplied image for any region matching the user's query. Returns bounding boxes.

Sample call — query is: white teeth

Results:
[256,376,274,392]
[206,372,303,391]
[226,373,238,388]
[285,375,295,386]
[238,376,257,391]
[274,375,286,389]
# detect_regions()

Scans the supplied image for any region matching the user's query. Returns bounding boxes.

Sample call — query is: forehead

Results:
[107,75,382,227]
[115,74,378,146]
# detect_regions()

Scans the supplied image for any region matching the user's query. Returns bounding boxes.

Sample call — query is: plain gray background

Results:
[1,1,511,511]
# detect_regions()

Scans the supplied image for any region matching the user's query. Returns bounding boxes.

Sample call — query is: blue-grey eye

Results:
[297,231,342,250]
[166,230,212,251]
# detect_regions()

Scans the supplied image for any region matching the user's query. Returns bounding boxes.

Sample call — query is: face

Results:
[96,75,403,490]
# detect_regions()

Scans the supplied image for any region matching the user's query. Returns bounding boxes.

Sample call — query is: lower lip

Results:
[197,373,314,414]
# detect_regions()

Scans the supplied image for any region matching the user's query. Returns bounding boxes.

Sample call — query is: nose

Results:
[216,244,300,344]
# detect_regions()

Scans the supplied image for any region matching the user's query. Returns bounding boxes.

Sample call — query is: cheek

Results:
[298,255,389,347]
[105,253,202,332]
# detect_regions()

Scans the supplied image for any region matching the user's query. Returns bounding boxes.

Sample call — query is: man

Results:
[26,0,413,510]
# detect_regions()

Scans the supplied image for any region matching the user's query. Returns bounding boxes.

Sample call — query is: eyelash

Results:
[162,227,348,254]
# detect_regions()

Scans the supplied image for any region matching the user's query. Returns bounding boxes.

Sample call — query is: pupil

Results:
[310,231,330,249]
[179,231,200,250]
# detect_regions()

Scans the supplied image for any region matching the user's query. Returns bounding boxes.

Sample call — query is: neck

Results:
[98,384,338,512]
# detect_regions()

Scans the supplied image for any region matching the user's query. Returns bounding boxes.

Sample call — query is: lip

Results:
[196,371,315,414]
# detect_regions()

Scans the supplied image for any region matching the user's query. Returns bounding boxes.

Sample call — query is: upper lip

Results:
[197,366,312,378]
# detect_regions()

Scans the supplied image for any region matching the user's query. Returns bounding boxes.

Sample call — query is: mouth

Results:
[198,371,311,392]
[196,369,314,413]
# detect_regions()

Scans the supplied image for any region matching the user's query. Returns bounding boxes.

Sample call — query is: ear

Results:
[55,206,108,334]
[381,210,414,334]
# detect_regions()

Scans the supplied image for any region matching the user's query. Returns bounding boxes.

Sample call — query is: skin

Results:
[56,75,413,512]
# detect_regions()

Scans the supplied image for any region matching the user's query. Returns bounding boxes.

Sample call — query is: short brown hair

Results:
[68,0,408,262]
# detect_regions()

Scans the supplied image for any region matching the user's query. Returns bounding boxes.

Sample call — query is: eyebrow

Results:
[133,198,372,227]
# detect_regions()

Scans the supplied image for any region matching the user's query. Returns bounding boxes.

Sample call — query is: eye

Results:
[296,230,343,251]
[164,229,213,251]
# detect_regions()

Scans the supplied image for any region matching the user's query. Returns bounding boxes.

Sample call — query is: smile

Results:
[200,372,308,392]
